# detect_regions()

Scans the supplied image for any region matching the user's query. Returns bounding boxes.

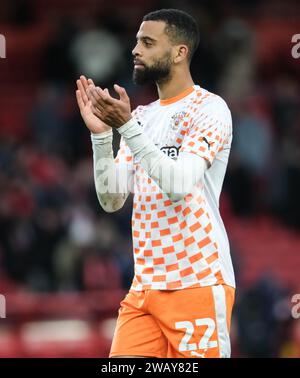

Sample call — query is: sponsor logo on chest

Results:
[160,145,179,158]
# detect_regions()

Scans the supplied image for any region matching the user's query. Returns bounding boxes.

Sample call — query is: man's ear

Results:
[174,45,189,63]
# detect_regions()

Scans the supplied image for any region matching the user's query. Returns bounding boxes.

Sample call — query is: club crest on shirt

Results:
[170,111,187,131]
[165,111,187,146]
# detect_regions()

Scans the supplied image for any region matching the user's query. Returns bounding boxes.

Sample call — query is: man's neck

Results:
[157,71,194,100]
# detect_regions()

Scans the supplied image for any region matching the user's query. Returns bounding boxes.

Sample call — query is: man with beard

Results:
[76,9,235,358]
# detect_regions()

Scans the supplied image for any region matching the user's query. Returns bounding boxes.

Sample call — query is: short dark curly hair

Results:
[143,8,200,62]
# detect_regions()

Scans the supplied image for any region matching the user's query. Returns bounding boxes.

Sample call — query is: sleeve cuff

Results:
[91,129,113,144]
[117,118,142,138]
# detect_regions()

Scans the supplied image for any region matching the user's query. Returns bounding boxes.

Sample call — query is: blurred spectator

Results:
[225,98,273,216]
[30,84,71,156]
[42,18,77,84]
[69,18,124,86]
[271,75,300,228]
[0,0,36,27]
[216,19,255,102]
[235,275,291,357]
[280,120,300,229]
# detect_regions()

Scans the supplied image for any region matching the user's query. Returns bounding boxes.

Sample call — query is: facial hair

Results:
[133,52,173,85]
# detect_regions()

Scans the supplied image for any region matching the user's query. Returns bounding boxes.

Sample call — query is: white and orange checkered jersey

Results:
[115,85,235,291]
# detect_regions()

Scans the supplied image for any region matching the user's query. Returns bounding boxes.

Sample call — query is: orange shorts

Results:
[109,284,235,358]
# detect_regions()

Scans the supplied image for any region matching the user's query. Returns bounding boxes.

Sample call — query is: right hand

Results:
[76,75,111,134]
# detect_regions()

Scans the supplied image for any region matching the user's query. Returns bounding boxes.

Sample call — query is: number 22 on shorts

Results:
[175,318,218,352]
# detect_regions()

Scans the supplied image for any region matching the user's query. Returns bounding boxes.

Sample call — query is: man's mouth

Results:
[134,60,145,68]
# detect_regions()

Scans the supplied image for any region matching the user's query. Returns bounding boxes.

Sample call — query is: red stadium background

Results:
[0,0,300,358]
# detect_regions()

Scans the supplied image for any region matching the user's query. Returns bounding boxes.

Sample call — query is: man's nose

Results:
[132,44,141,57]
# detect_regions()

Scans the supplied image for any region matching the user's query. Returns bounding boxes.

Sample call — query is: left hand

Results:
[88,84,132,128]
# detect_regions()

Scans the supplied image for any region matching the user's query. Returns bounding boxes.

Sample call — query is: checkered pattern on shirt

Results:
[115,88,232,290]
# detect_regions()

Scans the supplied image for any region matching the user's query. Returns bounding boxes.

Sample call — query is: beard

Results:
[133,52,172,85]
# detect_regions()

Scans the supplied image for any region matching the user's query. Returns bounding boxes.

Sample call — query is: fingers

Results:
[76,79,89,105]
[100,87,117,104]
[80,75,100,104]
[88,86,105,111]
[76,90,85,111]
[91,103,103,119]
[87,78,107,97]
[80,75,89,92]
[114,84,129,103]
[90,85,116,109]
[97,87,113,103]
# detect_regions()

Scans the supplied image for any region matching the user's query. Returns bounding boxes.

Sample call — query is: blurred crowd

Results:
[0,0,300,357]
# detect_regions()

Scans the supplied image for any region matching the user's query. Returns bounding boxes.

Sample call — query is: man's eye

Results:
[144,41,152,47]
